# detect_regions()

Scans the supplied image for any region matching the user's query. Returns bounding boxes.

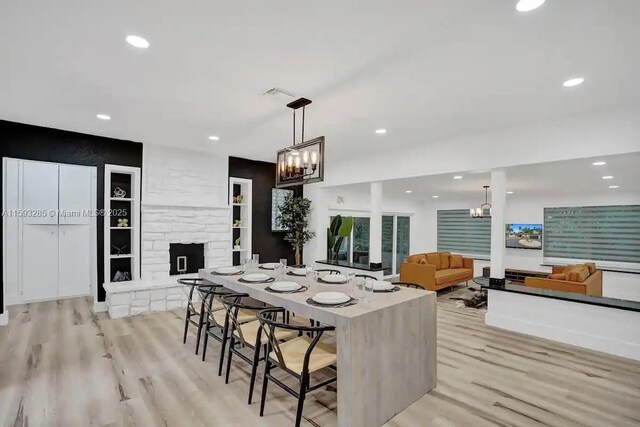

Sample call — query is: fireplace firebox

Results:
[169,243,205,275]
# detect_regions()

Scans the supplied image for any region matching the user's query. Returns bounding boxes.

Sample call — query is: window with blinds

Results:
[544,205,640,265]
[437,209,491,256]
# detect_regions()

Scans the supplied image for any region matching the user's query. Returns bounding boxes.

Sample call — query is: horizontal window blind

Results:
[544,205,640,264]
[437,209,491,255]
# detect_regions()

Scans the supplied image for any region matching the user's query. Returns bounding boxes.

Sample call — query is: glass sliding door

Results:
[329,216,350,261]
[395,216,410,274]
[382,215,394,275]
[352,217,370,264]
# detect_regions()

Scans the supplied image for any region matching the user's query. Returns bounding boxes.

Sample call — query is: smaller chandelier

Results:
[470,185,492,218]
[275,97,325,188]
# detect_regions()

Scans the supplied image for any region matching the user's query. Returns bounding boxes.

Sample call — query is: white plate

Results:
[312,292,350,304]
[365,280,394,291]
[321,274,347,283]
[271,281,302,292]
[242,273,271,282]
[290,268,307,276]
[215,266,240,274]
[261,263,280,270]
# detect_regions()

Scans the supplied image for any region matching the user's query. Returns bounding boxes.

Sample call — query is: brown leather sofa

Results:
[524,263,602,296]
[399,252,474,291]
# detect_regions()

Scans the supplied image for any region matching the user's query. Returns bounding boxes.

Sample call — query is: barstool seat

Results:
[213,308,255,326]
[270,335,337,375]
[233,320,297,345]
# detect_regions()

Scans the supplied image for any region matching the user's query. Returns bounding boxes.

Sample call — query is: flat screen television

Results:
[506,223,543,250]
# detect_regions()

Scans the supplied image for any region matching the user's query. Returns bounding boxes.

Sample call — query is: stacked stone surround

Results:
[141,204,231,280]
[104,274,200,319]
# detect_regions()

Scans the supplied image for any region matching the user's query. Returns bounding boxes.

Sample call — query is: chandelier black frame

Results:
[470,185,492,218]
[275,98,325,188]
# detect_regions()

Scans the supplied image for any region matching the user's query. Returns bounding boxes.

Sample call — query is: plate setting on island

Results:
[365,280,401,292]
[306,291,357,308]
[259,262,280,270]
[239,273,274,284]
[317,274,348,284]
[212,266,243,275]
[265,281,307,294]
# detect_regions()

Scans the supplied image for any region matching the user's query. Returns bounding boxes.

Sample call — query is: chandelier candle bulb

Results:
[311,150,318,165]
[303,150,309,165]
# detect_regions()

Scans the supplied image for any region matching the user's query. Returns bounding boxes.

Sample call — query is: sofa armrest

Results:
[462,257,474,273]
[399,262,436,289]
[583,270,603,296]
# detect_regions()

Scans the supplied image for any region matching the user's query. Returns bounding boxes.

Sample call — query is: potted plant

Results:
[276,193,315,266]
[327,215,353,261]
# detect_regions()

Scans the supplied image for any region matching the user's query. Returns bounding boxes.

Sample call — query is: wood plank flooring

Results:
[1,289,639,427]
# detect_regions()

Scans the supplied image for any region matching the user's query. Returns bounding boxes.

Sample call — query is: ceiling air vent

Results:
[263,87,296,100]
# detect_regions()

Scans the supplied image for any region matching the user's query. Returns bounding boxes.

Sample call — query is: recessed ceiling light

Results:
[208,135,220,141]
[405,190,412,194]
[96,114,111,121]
[126,35,150,49]
[507,191,514,194]
[432,195,439,199]
[602,176,614,180]
[516,0,546,12]
[375,129,387,134]
[453,176,463,180]
[592,161,606,166]
[609,185,619,189]
[563,77,584,87]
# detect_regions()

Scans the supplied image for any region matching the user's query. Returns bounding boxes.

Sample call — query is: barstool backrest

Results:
[257,308,335,374]
[220,293,266,345]
[392,281,425,290]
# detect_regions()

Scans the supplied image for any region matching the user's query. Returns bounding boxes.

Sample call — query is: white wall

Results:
[419,191,640,301]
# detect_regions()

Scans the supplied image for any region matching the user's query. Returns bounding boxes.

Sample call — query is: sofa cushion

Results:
[567,266,589,282]
[450,255,463,268]
[548,273,566,280]
[406,254,426,264]
[418,257,428,264]
[440,252,451,269]
[575,267,590,283]
[434,268,469,285]
[426,253,441,270]
[584,262,596,275]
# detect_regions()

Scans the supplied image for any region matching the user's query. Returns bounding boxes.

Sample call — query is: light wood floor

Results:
[1,290,639,427]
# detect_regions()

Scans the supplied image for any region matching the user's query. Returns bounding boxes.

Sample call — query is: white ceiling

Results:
[334,152,640,200]
[1,1,639,162]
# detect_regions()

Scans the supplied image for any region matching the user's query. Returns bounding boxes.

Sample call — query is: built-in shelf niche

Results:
[229,177,252,266]
[104,165,141,284]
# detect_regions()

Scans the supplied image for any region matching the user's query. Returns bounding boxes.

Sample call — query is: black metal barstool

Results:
[354,274,377,280]
[220,294,298,404]
[257,308,337,427]
[178,278,217,354]
[315,268,341,275]
[392,281,425,290]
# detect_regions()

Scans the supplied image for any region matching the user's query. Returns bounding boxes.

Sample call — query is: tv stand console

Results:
[482,267,548,283]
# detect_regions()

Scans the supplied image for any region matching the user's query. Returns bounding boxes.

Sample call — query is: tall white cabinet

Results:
[3,158,97,304]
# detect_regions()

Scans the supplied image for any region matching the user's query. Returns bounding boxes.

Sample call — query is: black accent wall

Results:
[228,157,303,266]
[0,120,143,312]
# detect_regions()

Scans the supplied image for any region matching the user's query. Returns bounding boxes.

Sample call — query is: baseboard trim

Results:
[0,311,8,326]
[93,301,108,313]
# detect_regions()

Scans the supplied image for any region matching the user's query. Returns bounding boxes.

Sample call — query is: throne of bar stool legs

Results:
[257,308,337,427]
[178,278,217,354]
[221,294,298,404]
[392,281,425,290]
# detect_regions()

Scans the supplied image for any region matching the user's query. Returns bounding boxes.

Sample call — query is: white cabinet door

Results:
[58,225,91,297]
[59,164,92,225]
[22,161,59,225]
[22,225,59,301]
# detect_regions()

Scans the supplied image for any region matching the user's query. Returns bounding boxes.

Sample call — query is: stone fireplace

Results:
[104,145,231,319]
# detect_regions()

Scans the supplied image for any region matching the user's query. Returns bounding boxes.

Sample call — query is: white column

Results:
[369,182,383,265]
[490,170,506,279]
[303,184,329,264]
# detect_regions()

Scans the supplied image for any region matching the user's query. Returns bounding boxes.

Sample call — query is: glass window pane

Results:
[328,216,350,261]
[396,216,410,274]
[352,217,370,264]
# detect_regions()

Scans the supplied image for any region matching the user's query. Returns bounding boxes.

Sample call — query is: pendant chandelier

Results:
[275,97,325,188]
[470,185,492,218]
